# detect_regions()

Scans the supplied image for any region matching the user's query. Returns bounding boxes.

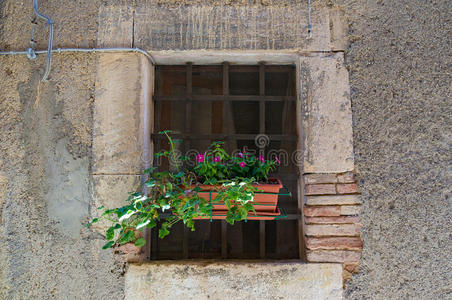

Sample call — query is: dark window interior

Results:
[151,63,301,259]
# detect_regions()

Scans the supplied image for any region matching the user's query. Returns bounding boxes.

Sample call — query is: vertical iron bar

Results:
[259,62,266,259]
[182,62,193,259]
[221,221,227,258]
[186,62,193,135]
[222,62,229,134]
[259,62,266,135]
[221,62,229,259]
[259,220,266,259]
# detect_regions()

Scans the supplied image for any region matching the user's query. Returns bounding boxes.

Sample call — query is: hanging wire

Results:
[30,0,53,81]
[308,0,312,38]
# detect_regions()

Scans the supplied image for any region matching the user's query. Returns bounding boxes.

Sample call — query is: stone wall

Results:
[303,172,362,282]
[125,262,344,300]
[1,0,450,299]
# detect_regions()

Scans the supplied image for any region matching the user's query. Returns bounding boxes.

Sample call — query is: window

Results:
[150,62,301,259]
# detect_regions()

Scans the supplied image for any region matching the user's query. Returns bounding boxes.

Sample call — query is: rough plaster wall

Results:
[336,0,452,299]
[0,54,125,299]
[0,0,451,299]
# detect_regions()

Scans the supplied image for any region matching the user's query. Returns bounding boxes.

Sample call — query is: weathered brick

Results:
[343,262,360,274]
[337,171,355,183]
[114,239,145,263]
[305,216,361,224]
[304,173,337,184]
[304,206,341,217]
[306,195,361,205]
[343,268,353,282]
[306,250,362,263]
[305,224,360,236]
[340,205,362,216]
[337,183,358,194]
[306,237,362,250]
[305,184,336,195]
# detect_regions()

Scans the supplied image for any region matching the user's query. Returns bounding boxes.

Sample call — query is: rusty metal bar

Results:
[151,133,296,141]
[154,95,296,102]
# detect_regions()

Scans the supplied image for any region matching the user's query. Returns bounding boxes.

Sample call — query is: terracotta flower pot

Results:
[194,178,283,212]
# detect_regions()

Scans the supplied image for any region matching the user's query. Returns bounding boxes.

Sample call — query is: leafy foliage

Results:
[87,130,281,249]
[192,142,280,183]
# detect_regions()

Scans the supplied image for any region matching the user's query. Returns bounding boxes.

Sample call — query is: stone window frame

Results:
[91,50,361,266]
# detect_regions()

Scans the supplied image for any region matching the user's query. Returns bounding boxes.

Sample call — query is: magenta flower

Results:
[258,155,265,163]
[213,156,220,163]
[275,157,281,165]
[240,162,246,168]
[238,152,244,158]
[196,154,204,163]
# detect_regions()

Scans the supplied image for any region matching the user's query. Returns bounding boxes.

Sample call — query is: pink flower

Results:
[196,154,204,163]
[275,157,280,165]
[258,155,265,163]
[240,162,246,168]
[213,156,220,163]
[238,153,244,158]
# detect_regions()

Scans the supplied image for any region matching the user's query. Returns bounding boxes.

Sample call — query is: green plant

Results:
[192,143,280,183]
[87,131,266,250]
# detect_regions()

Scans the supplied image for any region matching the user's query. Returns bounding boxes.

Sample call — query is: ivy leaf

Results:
[97,206,104,210]
[102,241,115,250]
[106,227,115,240]
[145,180,156,187]
[120,230,135,244]
[174,171,184,178]
[144,167,157,174]
[146,219,157,228]
[134,237,146,247]
[118,210,136,222]
[159,223,170,238]
[136,220,150,230]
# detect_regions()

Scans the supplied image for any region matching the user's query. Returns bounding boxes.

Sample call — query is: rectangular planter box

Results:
[195,178,283,212]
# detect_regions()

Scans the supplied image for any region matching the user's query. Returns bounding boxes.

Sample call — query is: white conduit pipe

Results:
[32,0,53,81]
[0,46,155,188]
[0,47,156,65]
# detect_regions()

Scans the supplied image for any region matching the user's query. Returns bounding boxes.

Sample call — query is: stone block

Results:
[301,53,354,173]
[337,183,358,194]
[337,171,355,183]
[306,195,362,206]
[304,173,337,184]
[134,5,331,52]
[93,53,148,174]
[304,206,341,217]
[91,175,140,233]
[97,5,133,47]
[340,205,362,216]
[329,8,348,51]
[306,237,362,250]
[125,262,343,300]
[305,184,336,195]
[306,250,362,263]
[305,216,361,224]
[305,224,360,237]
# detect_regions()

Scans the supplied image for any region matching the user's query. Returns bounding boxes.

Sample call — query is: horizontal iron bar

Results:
[157,65,295,73]
[154,95,296,102]
[151,133,297,141]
